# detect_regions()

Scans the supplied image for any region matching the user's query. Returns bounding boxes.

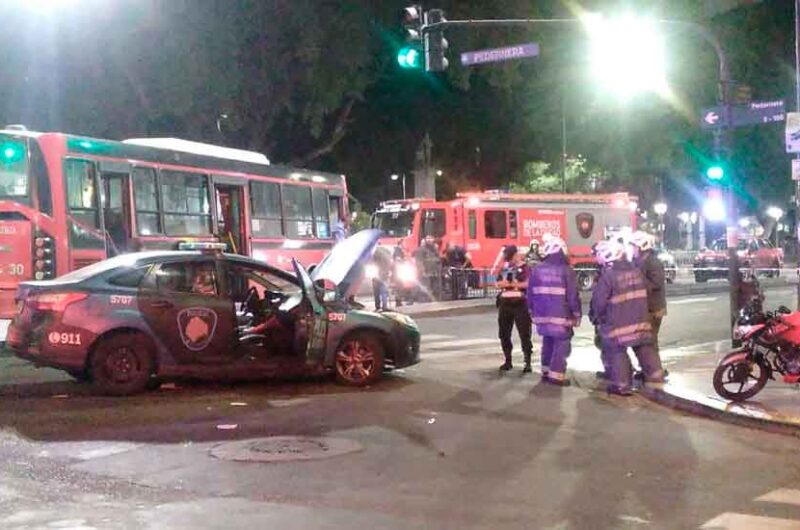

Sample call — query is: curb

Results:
[639,385,800,438]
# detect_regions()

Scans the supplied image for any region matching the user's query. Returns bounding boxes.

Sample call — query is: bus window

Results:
[250,181,283,237]
[509,210,518,239]
[0,136,29,201]
[132,167,162,235]
[468,210,477,239]
[329,195,341,228]
[312,188,330,238]
[421,208,445,240]
[65,159,99,229]
[484,210,507,239]
[283,184,314,238]
[30,141,52,216]
[161,170,212,236]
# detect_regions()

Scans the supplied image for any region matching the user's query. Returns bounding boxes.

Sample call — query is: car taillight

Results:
[33,231,56,280]
[28,292,88,312]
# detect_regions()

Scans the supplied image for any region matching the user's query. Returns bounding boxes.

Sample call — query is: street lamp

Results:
[390,173,406,200]
[653,201,668,243]
[583,14,668,98]
[766,206,784,246]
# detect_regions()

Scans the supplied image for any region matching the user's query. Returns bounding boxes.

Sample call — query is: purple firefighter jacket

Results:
[526,252,582,338]
[590,259,654,347]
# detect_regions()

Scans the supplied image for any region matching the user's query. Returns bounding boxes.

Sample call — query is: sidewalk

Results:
[637,342,800,437]
[565,338,800,438]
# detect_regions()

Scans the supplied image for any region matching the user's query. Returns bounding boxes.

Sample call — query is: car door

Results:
[138,258,237,364]
[292,259,328,364]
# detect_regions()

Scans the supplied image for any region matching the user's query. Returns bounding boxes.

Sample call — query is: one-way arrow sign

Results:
[704,111,720,126]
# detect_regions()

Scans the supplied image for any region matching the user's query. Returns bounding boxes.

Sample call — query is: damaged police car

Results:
[7,230,420,395]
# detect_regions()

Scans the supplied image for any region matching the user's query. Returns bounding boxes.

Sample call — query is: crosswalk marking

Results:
[700,488,800,529]
[423,338,499,350]
[756,489,800,507]
[700,513,800,529]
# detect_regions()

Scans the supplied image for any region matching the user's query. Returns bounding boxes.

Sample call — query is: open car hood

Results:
[310,229,382,299]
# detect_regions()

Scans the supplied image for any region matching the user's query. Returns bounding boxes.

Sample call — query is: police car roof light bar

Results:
[178,242,227,252]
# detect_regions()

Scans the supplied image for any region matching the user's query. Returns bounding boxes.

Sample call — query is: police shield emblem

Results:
[177,307,218,351]
[575,212,594,239]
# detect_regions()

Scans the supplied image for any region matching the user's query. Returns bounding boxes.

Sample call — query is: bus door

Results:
[98,161,133,257]
[213,181,246,255]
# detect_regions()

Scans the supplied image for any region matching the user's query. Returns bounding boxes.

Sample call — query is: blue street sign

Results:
[701,99,785,129]
[461,42,539,66]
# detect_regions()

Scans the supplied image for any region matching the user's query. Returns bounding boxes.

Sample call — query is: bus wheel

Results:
[90,332,154,396]
[577,271,597,291]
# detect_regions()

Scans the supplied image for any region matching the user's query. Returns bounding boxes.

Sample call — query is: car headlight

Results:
[365,263,379,279]
[382,311,417,328]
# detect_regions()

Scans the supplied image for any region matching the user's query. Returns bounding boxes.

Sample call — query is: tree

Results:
[510,156,610,194]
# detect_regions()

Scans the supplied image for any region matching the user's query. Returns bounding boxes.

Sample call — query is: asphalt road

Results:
[1,287,800,529]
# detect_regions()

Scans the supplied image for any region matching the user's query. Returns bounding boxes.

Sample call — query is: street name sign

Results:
[786,112,800,153]
[701,99,785,129]
[461,43,539,66]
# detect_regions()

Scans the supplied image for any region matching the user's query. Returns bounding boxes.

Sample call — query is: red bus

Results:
[371,191,638,288]
[0,129,349,338]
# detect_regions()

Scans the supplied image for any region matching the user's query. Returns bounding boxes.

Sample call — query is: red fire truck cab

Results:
[371,191,638,290]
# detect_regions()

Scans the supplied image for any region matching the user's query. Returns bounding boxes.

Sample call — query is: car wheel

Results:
[90,332,154,396]
[335,331,385,386]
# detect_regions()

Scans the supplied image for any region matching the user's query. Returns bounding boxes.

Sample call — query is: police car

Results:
[7,230,420,395]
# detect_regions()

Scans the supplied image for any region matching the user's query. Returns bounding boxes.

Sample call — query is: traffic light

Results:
[706,164,725,181]
[398,5,423,69]
[424,9,449,72]
[397,46,421,69]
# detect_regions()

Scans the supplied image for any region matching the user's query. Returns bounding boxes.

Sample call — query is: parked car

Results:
[7,230,420,395]
[693,237,783,283]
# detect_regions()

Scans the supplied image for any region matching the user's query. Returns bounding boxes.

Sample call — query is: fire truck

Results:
[371,191,639,290]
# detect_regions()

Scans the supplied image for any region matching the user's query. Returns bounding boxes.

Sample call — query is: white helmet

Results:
[542,235,567,256]
[594,239,624,265]
[629,230,655,252]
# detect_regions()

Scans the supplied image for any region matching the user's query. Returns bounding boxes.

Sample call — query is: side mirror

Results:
[779,305,792,314]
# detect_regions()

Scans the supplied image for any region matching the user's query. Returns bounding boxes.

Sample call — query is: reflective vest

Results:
[527,253,581,338]
[591,260,653,347]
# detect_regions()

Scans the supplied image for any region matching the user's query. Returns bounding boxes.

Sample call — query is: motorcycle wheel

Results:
[712,355,769,402]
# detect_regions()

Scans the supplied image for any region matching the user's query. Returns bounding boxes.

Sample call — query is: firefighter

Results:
[629,231,667,352]
[415,235,443,301]
[443,241,469,299]
[589,241,614,380]
[590,239,665,396]
[527,235,581,385]
[494,245,533,373]
[525,239,542,267]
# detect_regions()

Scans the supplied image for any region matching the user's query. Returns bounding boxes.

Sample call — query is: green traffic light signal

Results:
[397,46,421,69]
[0,141,24,165]
[706,165,724,181]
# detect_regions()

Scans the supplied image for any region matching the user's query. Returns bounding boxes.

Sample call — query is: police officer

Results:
[495,245,534,372]
[527,235,581,385]
[629,231,667,354]
[443,241,469,299]
[590,239,665,395]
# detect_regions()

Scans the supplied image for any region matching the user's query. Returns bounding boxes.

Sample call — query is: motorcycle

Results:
[713,304,800,401]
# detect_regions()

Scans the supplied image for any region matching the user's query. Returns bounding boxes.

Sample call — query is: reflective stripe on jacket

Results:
[590,260,653,347]
[527,252,581,338]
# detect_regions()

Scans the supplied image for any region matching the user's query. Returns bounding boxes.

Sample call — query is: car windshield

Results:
[710,240,748,251]
[372,210,414,237]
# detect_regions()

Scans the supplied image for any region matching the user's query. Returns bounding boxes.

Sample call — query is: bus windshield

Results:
[372,210,414,237]
[0,136,28,198]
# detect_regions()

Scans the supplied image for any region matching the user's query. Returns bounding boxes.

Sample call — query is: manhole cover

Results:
[209,436,362,463]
